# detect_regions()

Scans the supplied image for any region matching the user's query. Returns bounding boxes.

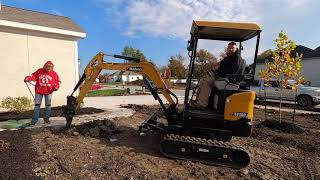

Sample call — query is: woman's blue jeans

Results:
[31,93,52,125]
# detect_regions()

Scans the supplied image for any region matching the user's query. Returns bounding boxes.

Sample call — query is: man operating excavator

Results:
[192,41,246,110]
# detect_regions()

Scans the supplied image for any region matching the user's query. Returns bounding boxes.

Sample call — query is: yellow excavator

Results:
[63,21,261,169]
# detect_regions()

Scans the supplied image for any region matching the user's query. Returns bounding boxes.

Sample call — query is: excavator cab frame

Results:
[63,21,262,169]
[181,21,262,138]
[184,21,261,110]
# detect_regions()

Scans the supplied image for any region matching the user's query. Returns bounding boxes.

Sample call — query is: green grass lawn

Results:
[87,89,127,97]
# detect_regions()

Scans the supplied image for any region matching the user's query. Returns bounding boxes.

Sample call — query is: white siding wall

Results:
[121,75,128,82]
[255,57,320,87]
[112,76,117,82]
[0,27,79,107]
[128,75,143,82]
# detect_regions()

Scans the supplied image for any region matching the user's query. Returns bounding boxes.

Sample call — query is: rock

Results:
[240,169,249,175]
[64,129,73,135]
[79,127,90,135]
[89,127,100,137]
[44,150,52,154]
[262,174,271,179]
[103,120,112,127]
[96,120,103,126]
[34,167,41,173]
[110,138,118,142]
[99,125,108,132]
[73,131,80,136]
[249,172,262,179]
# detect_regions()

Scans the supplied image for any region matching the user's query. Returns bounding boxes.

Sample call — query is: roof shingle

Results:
[315,46,320,56]
[0,5,85,33]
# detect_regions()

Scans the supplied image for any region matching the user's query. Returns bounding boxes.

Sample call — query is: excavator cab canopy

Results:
[190,21,261,41]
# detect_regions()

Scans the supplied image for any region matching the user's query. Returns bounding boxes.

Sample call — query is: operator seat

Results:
[208,62,246,113]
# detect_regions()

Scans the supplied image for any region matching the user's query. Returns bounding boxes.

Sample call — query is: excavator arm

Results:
[63,52,178,128]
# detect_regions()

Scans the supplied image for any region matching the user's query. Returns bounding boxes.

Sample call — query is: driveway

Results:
[84,93,320,115]
[83,94,185,109]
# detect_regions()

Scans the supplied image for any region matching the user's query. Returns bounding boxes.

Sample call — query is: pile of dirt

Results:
[258,119,305,134]
[120,104,163,114]
[58,119,122,139]
[0,107,104,121]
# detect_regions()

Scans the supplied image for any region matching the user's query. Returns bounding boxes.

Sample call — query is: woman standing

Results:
[24,61,61,125]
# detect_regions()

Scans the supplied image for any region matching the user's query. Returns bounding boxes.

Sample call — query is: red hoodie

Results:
[25,61,61,95]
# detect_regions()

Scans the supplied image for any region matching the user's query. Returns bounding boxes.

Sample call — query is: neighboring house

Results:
[98,74,111,83]
[110,71,143,82]
[254,45,320,87]
[0,5,86,106]
[315,46,320,56]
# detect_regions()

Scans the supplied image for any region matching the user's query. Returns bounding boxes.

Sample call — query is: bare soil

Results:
[0,106,319,179]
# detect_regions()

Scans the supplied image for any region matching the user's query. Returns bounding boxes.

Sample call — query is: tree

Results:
[193,49,217,79]
[158,65,168,73]
[121,46,146,60]
[168,54,187,79]
[257,49,273,64]
[259,31,304,123]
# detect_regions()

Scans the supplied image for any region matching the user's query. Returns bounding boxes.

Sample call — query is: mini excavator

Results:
[63,21,261,169]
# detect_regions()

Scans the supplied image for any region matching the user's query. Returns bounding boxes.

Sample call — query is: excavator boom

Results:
[63,52,177,128]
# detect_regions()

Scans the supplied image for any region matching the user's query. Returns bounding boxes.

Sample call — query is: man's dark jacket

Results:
[216,50,245,78]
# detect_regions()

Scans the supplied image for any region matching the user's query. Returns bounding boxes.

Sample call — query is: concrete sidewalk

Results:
[84,95,320,114]
[0,108,135,132]
[83,95,185,109]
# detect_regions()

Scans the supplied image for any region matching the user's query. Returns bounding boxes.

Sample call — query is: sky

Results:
[4,0,320,70]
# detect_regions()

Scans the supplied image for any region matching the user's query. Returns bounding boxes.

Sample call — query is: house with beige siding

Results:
[110,71,143,82]
[254,45,320,87]
[0,5,86,107]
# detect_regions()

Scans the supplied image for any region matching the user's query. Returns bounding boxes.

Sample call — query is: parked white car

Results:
[250,80,320,107]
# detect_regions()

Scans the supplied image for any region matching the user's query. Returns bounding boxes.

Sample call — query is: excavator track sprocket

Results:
[160,134,250,169]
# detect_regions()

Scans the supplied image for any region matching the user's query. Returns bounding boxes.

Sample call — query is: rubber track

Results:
[160,134,250,169]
